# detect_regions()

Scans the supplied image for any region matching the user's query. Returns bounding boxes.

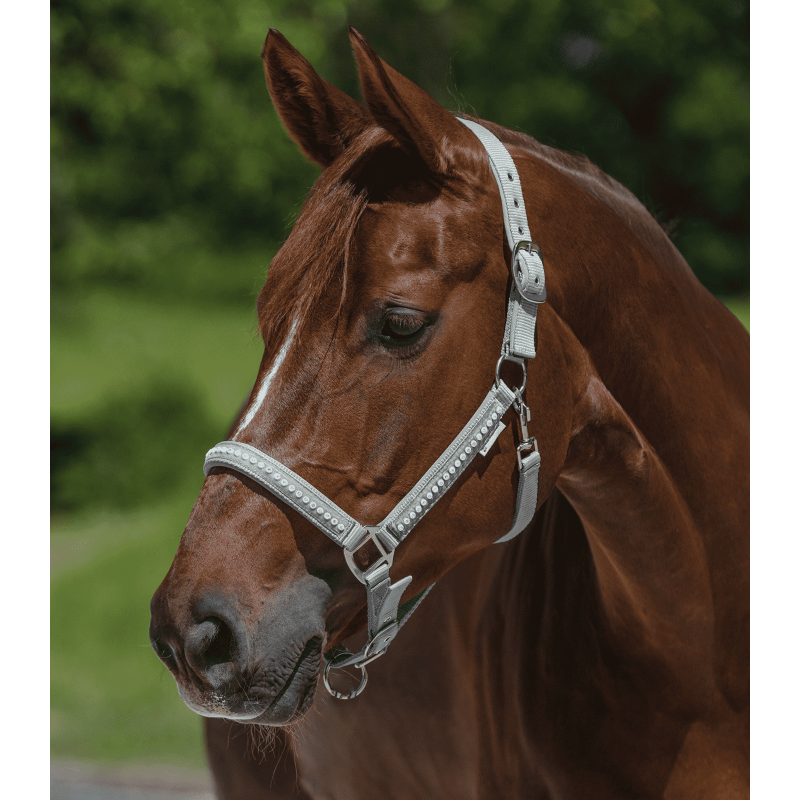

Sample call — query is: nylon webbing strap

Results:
[458,118,546,359]
[381,382,515,544]
[203,444,358,547]
[494,449,541,544]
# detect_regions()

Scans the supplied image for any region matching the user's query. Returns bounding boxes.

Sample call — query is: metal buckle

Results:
[343,526,394,585]
[512,240,540,260]
[512,240,545,301]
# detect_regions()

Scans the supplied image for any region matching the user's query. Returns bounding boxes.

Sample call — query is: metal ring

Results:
[495,354,527,395]
[323,660,369,700]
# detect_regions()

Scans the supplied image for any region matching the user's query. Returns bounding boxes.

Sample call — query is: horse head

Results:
[149,29,593,725]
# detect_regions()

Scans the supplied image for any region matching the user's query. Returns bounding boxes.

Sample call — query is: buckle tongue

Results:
[512,241,546,302]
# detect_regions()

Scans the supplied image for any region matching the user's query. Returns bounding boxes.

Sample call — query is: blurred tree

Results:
[51,0,748,301]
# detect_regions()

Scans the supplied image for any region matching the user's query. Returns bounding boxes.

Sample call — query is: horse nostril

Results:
[186,617,236,672]
[154,638,175,663]
[202,618,234,667]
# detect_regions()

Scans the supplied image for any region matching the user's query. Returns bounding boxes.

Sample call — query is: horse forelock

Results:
[255,122,477,357]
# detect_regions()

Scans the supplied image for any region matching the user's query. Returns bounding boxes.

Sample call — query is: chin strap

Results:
[202,119,545,698]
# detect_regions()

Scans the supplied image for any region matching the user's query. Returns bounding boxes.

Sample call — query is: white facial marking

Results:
[233,318,298,438]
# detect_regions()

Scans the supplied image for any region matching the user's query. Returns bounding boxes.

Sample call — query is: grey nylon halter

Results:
[202,119,546,699]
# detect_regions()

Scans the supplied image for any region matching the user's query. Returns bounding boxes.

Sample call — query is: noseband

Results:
[202,120,546,699]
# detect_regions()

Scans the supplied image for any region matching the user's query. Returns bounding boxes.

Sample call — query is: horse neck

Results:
[502,135,749,507]
[475,135,748,685]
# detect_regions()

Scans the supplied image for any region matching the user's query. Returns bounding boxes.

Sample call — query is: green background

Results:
[51,0,749,767]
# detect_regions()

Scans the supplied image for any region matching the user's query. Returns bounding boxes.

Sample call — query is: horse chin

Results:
[176,644,322,727]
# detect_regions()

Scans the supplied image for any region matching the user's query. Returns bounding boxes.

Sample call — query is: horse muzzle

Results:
[149,576,331,725]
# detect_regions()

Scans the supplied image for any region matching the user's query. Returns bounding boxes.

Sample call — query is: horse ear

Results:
[349,28,461,176]
[262,29,369,168]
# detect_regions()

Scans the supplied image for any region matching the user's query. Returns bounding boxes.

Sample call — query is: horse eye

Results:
[380,311,426,341]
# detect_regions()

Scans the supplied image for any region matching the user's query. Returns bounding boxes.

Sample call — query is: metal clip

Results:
[516,435,539,471]
[343,526,394,585]
[513,388,531,441]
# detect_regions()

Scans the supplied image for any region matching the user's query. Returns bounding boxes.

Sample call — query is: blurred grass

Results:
[51,287,263,766]
[51,288,262,427]
[51,497,211,766]
[50,290,749,766]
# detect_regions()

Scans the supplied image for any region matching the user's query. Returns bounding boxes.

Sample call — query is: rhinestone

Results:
[331,517,338,525]
[491,413,498,421]
[460,452,467,461]
[442,472,450,480]
[409,511,416,520]
[266,465,273,473]
[258,461,265,469]
[448,466,455,475]
[421,499,428,507]
[234,449,242,456]
[426,492,433,500]
[481,426,488,435]
[471,440,478,448]
[295,490,302,498]
[432,485,439,493]
[241,452,249,460]
[250,456,257,464]
[437,479,444,487]
[337,524,345,532]
[310,501,317,509]
[403,517,410,525]
[415,505,422,513]
[476,432,483,440]
[316,507,324,515]
[465,446,472,455]
[496,405,503,413]
[397,524,405,532]
[302,496,309,504]
[273,473,281,481]
[324,512,331,520]
[280,479,288,487]
[288,484,295,492]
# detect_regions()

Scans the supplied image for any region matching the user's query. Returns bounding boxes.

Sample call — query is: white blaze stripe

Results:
[232,318,299,439]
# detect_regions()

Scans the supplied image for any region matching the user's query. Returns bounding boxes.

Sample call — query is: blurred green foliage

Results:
[52,0,748,304]
[51,377,218,510]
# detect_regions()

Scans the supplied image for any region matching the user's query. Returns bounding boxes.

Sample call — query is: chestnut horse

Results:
[150,28,749,799]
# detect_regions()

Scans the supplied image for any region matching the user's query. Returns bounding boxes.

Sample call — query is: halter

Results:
[202,120,546,699]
